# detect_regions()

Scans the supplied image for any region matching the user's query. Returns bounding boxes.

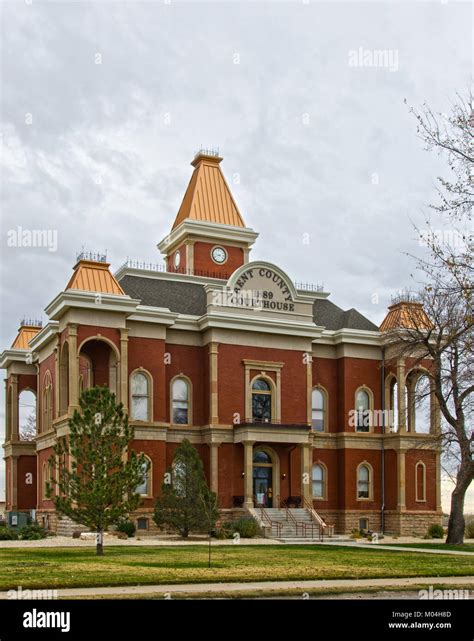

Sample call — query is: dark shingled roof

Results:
[312,299,378,331]
[119,275,207,316]
[119,274,378,331]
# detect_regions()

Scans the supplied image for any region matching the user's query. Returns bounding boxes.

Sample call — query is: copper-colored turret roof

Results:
[380,300,432,332]
[66,259,125,295]
[11,323,42,349]
[171,152,245,230]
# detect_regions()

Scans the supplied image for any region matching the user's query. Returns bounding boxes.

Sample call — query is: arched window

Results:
[357,463,372,499]
[252,378,272,423]
[312,463,326,499]
[19,389,36,441]
[355,389,371,432]
[253,449,271,464]
[172,378,190,425]
[136,457,152,497]
[415,461,426,502]
[131,372,151,422]
[312,388,326,431]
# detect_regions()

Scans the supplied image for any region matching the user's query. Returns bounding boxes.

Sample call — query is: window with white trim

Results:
[172,378,190,424]
[312,463,326,499]
[131,372,150,421]
[357,464,371,499]
[311,388,326,431]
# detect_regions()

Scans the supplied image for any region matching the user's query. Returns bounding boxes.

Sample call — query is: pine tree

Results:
[49,386,146,555]
[153,439,219,538]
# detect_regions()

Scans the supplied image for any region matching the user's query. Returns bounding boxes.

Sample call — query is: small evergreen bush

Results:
[231,517,261,538]
[18,522,48,540]
[427,523,444,539]
[116,519,136,538]
[0,526,19,540]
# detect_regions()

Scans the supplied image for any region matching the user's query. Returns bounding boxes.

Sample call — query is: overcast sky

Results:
[0,1,472,510]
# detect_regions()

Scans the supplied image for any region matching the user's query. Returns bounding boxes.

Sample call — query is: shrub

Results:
[0,526,19,540]
[350,528,362,539]
[18,522,48,540]
[427,523,444,539]
[212,527,232,540]
[116,519,136,538]
[231,517,261,538]
[465,518,474,539]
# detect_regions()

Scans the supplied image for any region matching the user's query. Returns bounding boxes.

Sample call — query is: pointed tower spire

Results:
[171,149,245,230]
[158,151,258,279]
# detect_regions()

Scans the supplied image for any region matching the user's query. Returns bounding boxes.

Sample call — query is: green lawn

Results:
[0,545,473,590]
[387,543,474,553]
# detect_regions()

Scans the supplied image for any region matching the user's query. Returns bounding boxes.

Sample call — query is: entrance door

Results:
[253,463,273,507]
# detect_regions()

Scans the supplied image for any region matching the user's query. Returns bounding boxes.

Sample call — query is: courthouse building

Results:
[1,151,442,535]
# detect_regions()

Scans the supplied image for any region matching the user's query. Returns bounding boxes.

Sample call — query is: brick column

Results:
[243,441,254,508]
[435,451,442,512]
[185,241,195,273]
[244,367,251,422]
[209,342,219,426]
[10,374,19,442]
[276,370,282,422]
[306,356,313,425]
[54,336,60,419]
[11,456,18,510]
[300,442,312,503]
[67,324,79,412]
[4,379,10,441]
[397,359,407,433]
[209,442,220,494]
[397,450,406,510]
[120,328,129,413]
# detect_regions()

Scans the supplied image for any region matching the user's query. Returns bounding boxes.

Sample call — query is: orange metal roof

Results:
[380,302,432,332]
[11,326,41,349]
[66,260,125,295]
[172,154,246,230]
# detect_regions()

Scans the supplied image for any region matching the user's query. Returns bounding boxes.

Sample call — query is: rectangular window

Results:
[356,410,370,432]
[311,410,324,432]
[313,480,323,498]
[173,404,188,424]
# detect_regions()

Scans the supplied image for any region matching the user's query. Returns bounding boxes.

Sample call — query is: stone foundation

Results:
[384,510,443,536]
[36,507,443,538]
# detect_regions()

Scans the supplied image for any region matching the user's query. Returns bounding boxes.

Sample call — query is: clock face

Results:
[212,246,227,264]
[174,250,181,268]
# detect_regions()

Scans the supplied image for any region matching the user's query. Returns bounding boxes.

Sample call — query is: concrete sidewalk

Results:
[1,576,472,599]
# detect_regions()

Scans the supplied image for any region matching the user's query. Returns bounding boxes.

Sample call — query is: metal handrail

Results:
[301,521,322,540]
[255,497,282,537]
[303,497,333,540]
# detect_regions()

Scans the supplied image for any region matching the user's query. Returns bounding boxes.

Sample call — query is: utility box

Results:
[8,512,29,529]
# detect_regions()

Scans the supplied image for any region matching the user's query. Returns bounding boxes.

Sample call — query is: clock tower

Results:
[158,150,258,279]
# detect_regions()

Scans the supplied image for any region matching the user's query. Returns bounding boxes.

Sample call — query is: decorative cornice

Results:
[45,290,140,321]
[316,328,382,347]
[126,305,179,326]
[0,349,29,369]
[198,311,324,339]
[157,219,259,255]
